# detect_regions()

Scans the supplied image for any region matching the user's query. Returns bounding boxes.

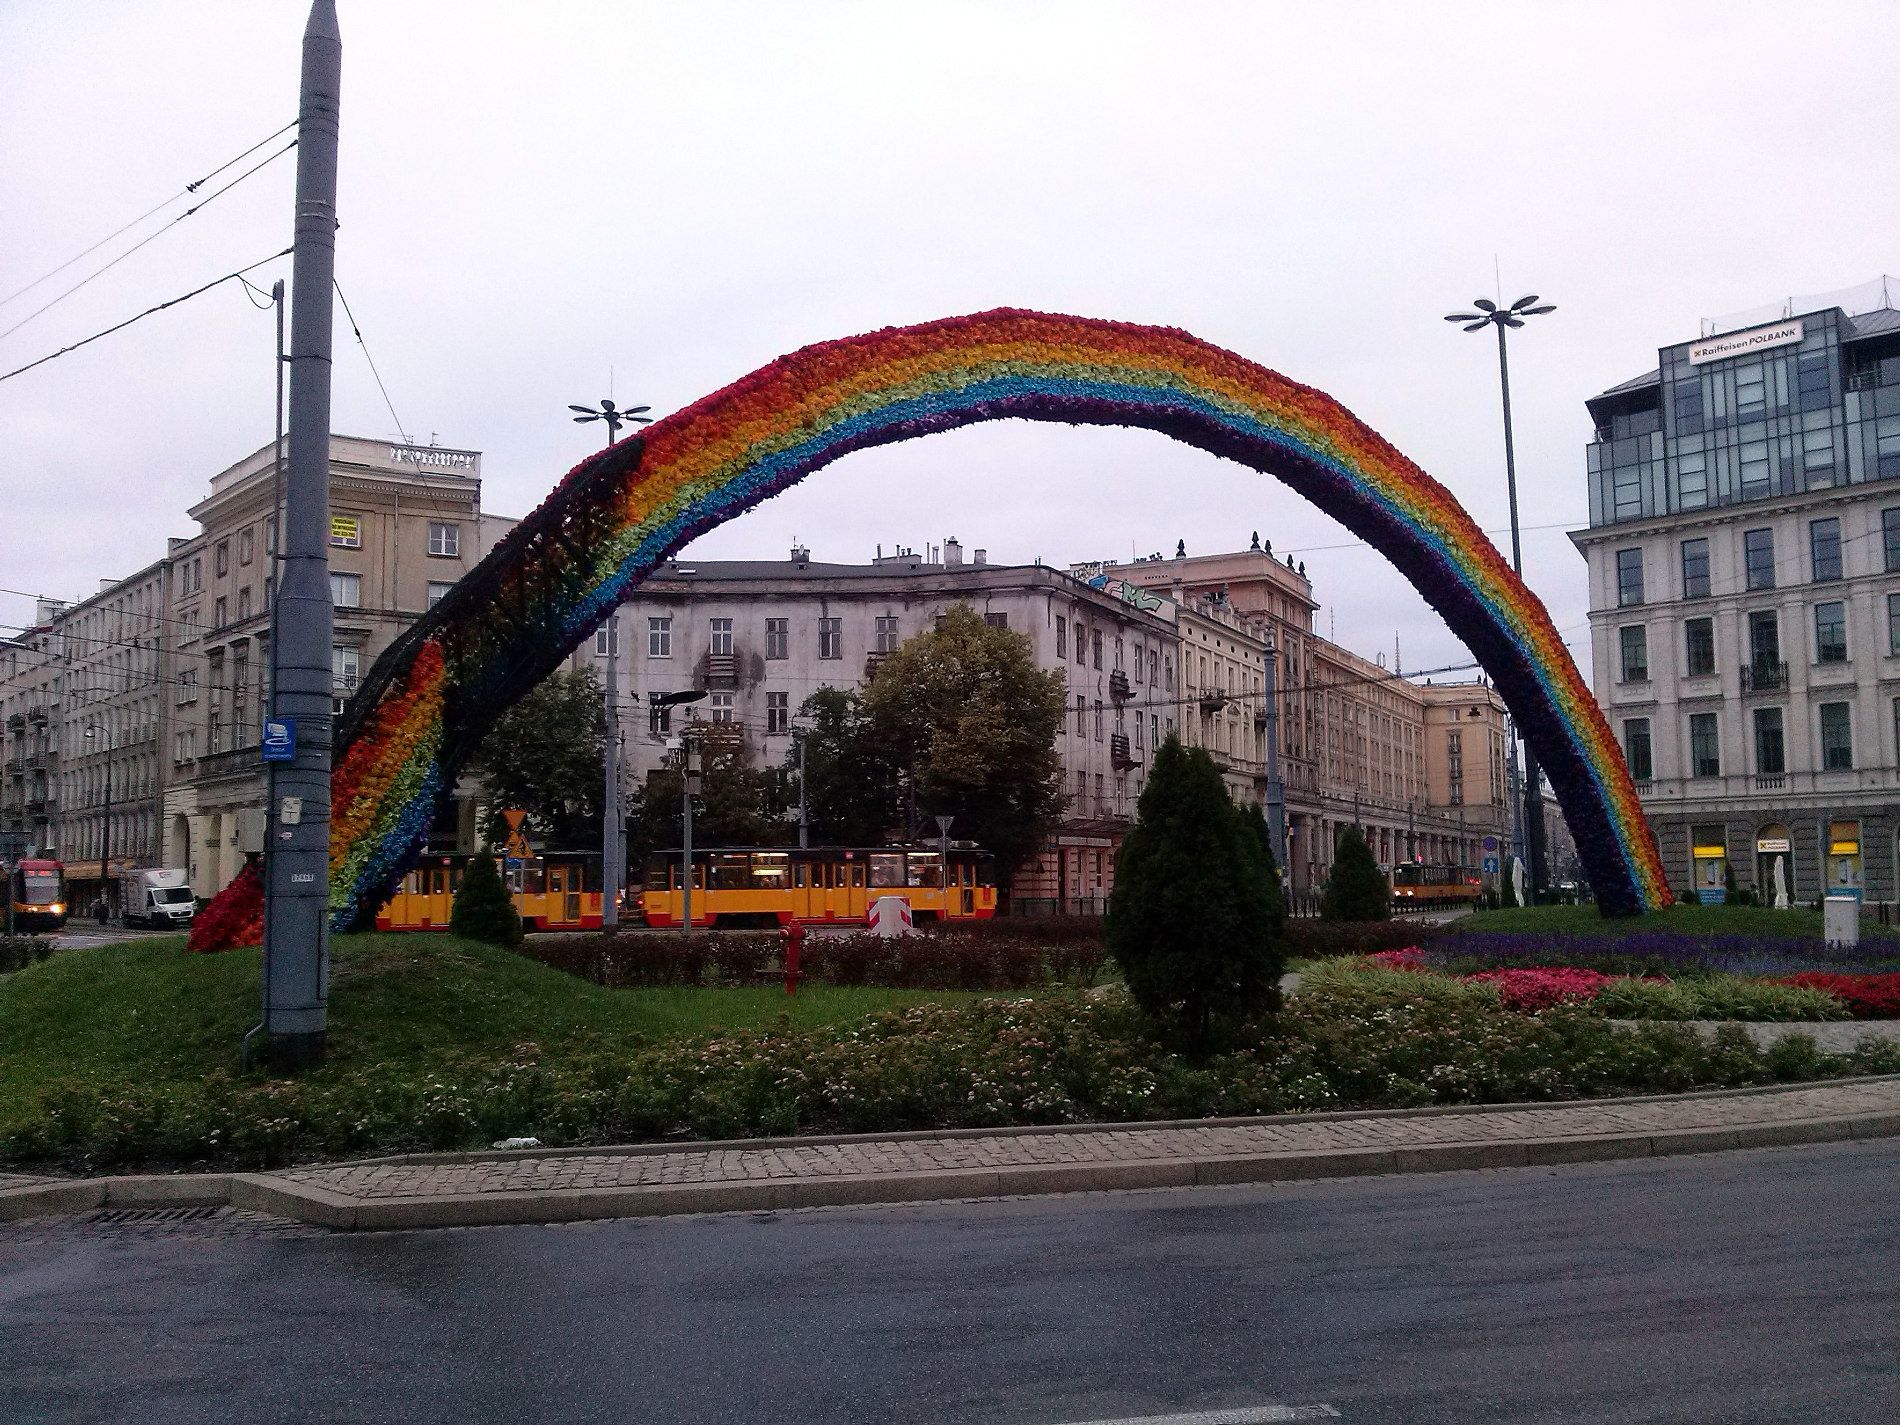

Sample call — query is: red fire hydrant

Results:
[781,919,805,997]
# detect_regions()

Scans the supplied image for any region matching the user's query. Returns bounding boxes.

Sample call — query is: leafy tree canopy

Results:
[472,667,605,851]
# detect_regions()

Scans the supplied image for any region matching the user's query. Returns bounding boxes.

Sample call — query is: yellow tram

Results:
[1389,861,1484,907]
[376,852,604,932]
[640,844,998,928]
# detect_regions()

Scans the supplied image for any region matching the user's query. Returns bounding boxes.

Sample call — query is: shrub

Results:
[1288,919,1444,960]
[1320,826,1388,922]
[0,934,55,974]
[449,852,522,947]
[1595,977,1849,1023]
[1107,739,1284,1053]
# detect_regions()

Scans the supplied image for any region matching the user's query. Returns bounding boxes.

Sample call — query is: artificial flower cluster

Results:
[186,857,263,954]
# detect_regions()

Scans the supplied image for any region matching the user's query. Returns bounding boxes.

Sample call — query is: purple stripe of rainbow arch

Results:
[327,309,1667,926]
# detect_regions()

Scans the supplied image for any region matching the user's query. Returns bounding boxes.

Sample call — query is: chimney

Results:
[944,537,963,567]
[790,542,810,566]
[973,548,987,565]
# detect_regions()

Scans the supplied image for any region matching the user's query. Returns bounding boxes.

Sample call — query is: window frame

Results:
[648,616,672,658]
[1688,711,1720,778]
[426,521,461,558]
[1615,548,1645,607]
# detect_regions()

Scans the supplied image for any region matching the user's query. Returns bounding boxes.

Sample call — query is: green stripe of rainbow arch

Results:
[323,309,1667,926]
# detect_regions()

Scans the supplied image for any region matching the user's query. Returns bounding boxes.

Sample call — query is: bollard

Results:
[782,919,804,997]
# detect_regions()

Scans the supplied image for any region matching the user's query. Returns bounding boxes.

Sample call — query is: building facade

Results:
[1572,296,1900,903]
[163,436,510,897]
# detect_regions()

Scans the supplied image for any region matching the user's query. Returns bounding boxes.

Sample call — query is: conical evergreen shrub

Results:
[1319,824,1389,922]
[1242,801,1289,939]
[450,851,522,947]
[1107,738,1284,1054]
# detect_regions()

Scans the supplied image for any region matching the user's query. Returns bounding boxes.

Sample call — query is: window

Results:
[1753,707,1785,775]
[765,618,788,660]
[1074,694,1085,735]
[1815,601,1848,664]
[330,515,362,548]
[1091,628,1103,669]
[426,522,459,558]
[1809,518,1843,582]
[1073,622,1085,665]
[1890,593,1900,655]
[1820,702,1853,770]
[427,581,454,608]
[985,612,1008,630]
[648,700,671,735]
[1620,719,1651,781]
[213,596,227,628]
[329,572,361,608]
[1744,529,1776,590]
[1094,699,1105,741]
[237,587,251,621]
[1074,770,1086,809]
[709,692,734,724]
[648,617,671,657]
[1618,625,1648,683]
[1689,712,1720,777]
[1748,610,1781,671]
[208,712,224,756]
[874,615,900,652]
[1055,616,1066,658]
[766,691,789,736]
[332,646,360,693]
[1681,538,1711,599]
[215,541,230,578]
[593,624,617,657]
[176,669,198,705]
[818,618,842,659]
[1885,508,1900,573]
[239,529,254,565]
[1684,617,1715,677]
[1615,548,1644,606]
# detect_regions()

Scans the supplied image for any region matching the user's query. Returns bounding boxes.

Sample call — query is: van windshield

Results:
[154,887,194,905]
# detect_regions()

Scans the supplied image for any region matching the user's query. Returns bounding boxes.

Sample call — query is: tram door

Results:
[547,863,581,925]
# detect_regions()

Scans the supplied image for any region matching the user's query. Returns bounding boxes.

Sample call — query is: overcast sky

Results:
[4,1,1896,682]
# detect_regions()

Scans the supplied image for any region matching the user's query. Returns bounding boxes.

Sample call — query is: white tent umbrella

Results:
[1772,854,1789,910]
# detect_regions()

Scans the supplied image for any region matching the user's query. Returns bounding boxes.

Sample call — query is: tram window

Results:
[644,860,671,891]
[710,853,751,889]
[752,853,790,888]
[907,852,942,887]
[792,863,810,889]
[869,853,905,887]
[403,871,422,895]
[848,863,865,889]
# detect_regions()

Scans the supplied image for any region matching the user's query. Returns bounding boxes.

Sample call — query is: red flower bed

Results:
[1366,947,1427,971]
[1463,966,1619,1013]
[187,859,264,954]
[1776,973,1900,1020]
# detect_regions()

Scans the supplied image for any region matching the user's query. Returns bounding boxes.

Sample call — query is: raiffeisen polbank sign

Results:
[1687,318,1804,366]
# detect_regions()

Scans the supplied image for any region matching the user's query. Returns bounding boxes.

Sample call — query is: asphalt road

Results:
[4,1140,1897,1425]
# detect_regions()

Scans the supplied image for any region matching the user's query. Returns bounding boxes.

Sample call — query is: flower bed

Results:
[1776,973,1900,1020]
[11,985,1899,1172]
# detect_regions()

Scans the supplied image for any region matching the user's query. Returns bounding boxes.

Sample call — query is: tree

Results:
[1106,738,1284,1054]
[789,688,898,846]
[629,730,793,861]
[1497,858,1519,909]
[472,668,604,850]
[450,850,522,947]
[1320,825,1389,922]
[1241,801,1289,939]
[861,605,1067,874]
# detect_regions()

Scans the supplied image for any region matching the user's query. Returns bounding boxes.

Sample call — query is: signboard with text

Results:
[262,718,296,763]
[1688,319,1803,366]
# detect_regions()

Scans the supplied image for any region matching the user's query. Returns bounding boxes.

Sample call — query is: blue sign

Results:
[262,718,296,763]
[1696,888,1727,906]
[1482,855,1500,876]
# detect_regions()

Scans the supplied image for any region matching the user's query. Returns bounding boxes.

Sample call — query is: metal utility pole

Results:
[1444,292,1556,905]
[680,739,700,932]
[568,398,651,934]
[797,730,810,849]
[86,723,111,919]
[262,0,341,1070]
[1261,632,1288,876]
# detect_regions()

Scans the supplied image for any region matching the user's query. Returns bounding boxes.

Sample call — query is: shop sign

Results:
[1688,319,1803,366]
[1755,836,1790,853]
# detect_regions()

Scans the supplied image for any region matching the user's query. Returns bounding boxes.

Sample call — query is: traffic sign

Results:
[1482,855,1500,876]
[262,718,296,763]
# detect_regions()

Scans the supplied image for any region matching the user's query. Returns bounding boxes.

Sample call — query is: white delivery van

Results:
[121,868,196,930]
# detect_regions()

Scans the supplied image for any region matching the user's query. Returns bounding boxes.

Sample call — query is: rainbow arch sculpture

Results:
[321,309,1667,924]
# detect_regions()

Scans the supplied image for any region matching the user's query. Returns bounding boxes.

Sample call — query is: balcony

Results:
[1108,669,1132,702]
[1110,733,1138,770]
[863,649,891,681]
[1198,692,1227,715]
[704,652,738,688]
[1740,660,1788,694]
[1754,773,1786,791]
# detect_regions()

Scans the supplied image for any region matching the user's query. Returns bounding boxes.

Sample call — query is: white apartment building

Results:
[1573,294,1900,902]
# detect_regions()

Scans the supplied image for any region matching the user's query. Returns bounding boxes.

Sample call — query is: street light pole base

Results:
[266,1031,327,1072]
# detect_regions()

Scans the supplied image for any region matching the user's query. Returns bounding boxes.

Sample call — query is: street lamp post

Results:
[791,714,815,849]
[1445,292,1556,904]
[567,398,653,933]
[84,724,111,920]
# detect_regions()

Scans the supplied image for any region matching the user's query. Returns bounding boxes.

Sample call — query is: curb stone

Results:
[5,1080,1899,1232]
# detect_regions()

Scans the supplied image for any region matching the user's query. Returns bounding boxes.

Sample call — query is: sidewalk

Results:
[4,1075,1897,1232]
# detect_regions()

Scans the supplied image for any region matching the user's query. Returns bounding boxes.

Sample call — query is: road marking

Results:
[1063,1407,1340,1424]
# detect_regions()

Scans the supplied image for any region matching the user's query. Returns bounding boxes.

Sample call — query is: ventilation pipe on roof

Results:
[944,537,963,566]
[973,548,987,565]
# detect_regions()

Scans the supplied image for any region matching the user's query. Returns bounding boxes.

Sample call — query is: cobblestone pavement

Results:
[282,1077,1900,1202]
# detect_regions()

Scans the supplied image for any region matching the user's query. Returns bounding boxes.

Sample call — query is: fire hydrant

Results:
[781,919,805,997]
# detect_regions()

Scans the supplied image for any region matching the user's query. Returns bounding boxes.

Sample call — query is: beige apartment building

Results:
[162,435,513,897]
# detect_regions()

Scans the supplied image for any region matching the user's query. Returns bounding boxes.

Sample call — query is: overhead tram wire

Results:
[0,120,294,314]
[333,280,411,445]
[0,140,298,344]
[0,249,292,386]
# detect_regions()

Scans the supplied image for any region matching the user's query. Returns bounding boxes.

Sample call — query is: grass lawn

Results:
[0,932,1001,1139]
[1459,903,1897,942]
